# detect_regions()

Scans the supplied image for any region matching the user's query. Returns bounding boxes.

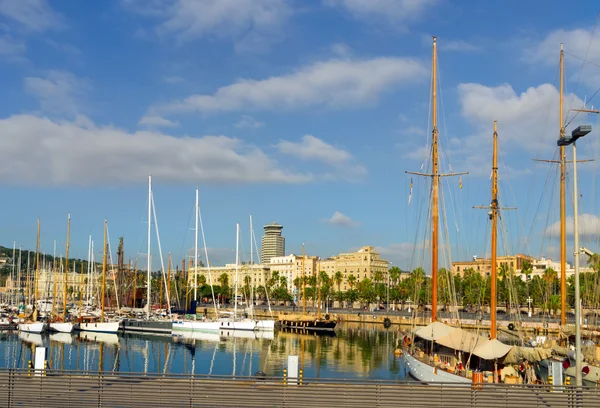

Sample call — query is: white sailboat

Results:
[19,218,47,334]
[50,214,74,334]
[172,188,223,333]
[249,215,275,331]
[79,220,119,334]
[122,176,172,334]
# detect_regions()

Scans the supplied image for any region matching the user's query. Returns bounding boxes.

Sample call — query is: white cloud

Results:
[0,114,314,186]
[234,115,264,129]
[277,135,350,165]
[326,211,359,227]
[546,213,600,238]
[24,70,91,116]
[457,82,586,155]
[325,0,437,26]
[123,0,292,53]
[154,57,425,114]
[0,0,63,32]
[45,39,81,55]
[526,28,600,88]
[138,114,179,128]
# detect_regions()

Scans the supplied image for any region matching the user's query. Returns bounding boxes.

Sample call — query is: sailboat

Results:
[122,176,172,334]
[401,38,549,383]
[18,218,47,334]
[172,189,222,333]
[49,214,75,333]
[79,220,119,334]
[278,244,336,332]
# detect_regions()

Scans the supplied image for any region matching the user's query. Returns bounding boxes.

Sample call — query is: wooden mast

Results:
[167,253,172,309]
[431,36,440,322]
[559,43,567,326]
[63,213,70,320]
[490,121,499,339]
[35,218,40,303]
[302,244,306,315]
[101,219,107,322]
[316,259,322,320]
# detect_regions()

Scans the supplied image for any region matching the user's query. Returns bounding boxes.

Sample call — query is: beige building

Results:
[452,254,535,278]
[319,246,389,291]
[189,263,270,292]
[268,254,318,292]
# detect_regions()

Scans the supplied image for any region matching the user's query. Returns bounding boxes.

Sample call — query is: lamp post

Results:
[387,264,391,312]
[558,124,592,387]
[527,296,532,318]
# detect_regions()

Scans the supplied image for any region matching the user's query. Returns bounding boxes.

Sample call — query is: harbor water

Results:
[0,323,408,380]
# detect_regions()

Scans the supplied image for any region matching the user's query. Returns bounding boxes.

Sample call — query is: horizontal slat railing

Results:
[0,369,598,408]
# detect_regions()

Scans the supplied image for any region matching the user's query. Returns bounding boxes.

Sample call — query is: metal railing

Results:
[1,368,599,408]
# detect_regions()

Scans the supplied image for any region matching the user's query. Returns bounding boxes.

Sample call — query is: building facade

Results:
[319,246,389,291]
[453,254,536,277]
[261,223,285,264]
[268,254,318,293]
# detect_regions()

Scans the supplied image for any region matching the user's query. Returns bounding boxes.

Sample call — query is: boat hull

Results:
[49,322,74,333]
[217,319,256,331]
[78,321,119,334]
[18,322,47,333]
[172,320,221,332]
[255,320,275,331]
[121,318,172,334]
[279,319,336,332]
[402,351,471,383]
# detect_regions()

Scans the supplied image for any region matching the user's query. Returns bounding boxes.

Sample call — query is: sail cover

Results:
[502,346,553,364]
[473,339,513,360]
[435,328,487,353]
[414,322,454,341]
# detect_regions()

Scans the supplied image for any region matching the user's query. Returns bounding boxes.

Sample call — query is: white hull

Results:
[172,320,221,332]
[79,321,119,333]
[565,365,600,386]
[49,322,74,333]
[218,318,256,331]
[18,322,47,333]
[403,352,471,383]
[255,320,275,331]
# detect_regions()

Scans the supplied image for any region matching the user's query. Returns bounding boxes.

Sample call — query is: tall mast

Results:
[235,223,239,317]
[147,175,152,319]
[490,121,499,339]
[52,240,57,316]
[431,36,440,322]
[35,218,40,302]
[559,43,567,326]
[167,253,171,309]
[101,219,107,322]
[302,243,306,315]
[194,188,199,305]
[63,213,70,320]
[250,216,255,318]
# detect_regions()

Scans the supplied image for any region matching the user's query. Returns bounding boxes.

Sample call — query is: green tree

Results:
[217,273,229,301]
[347,274,357,290]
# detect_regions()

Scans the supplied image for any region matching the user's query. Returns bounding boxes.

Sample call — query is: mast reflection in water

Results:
[0,323,408,380]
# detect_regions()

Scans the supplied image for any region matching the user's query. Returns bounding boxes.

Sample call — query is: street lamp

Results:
[527,296,532,318]
[557,124,592,387]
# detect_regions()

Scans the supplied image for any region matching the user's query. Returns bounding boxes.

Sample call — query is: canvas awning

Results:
[502,346,553,364]
[414,322,454,341]
[435,328,487,353]
[473,339,513,360]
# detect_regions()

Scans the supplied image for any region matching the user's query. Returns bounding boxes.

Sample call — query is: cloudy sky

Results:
[1,0,599,271]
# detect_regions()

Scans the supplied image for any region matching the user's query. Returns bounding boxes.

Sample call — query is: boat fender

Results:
[508,323,515,331]
[543,322,548,329]
[325,314,330,321]
[383,318,392,328]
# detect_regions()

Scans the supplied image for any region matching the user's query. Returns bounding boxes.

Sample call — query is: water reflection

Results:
[0,323,407,380]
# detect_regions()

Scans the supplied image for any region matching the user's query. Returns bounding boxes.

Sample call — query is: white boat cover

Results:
[435,328,487,353]
[414,322,454,341]
[473,338,513,360]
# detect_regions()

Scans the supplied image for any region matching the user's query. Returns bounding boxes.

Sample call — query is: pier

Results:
[1,368,599,407]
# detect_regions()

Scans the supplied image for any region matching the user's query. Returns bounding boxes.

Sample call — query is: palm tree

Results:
[347,274,357,290]
[218,273,229,302]
[389,266,401,286]
[334,271,343,292]
[198,274,207,286]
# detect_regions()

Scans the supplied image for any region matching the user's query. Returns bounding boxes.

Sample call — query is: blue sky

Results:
[1,0,600,272]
